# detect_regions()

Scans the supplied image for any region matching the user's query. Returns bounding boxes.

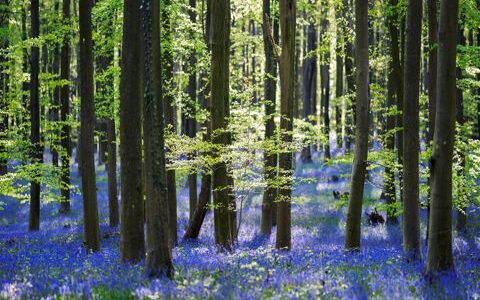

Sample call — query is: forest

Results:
[0,0,479,298]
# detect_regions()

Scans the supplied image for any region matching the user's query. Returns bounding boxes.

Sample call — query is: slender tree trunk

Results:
[384,0,402,226]
[335,7,344,150]
[0,0,9,176]
[187,0,198,221]
[184,0,212,240]
[59,0,71,214]
[301,18,316,163]
[260,0,279,235]
[29,0,41,231]
[455,26,466,233]
[79,0,100,252]
[120,0,145,263]
[143,0,174,277]
[426,0,438,243]
[320,13,331,160]
[50,0,60,168]
[161,0,177,247]
[211,0,232,249]
[402,0,422,260]
[106,118,119,227]
[275,0,296,250]
[344,0,355,153]
[344,0,369,251]
[426,0,458,274]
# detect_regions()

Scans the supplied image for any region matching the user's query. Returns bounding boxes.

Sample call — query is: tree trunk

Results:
[161,0,177,247]
[211,0,233,249]
[426,0,458,274]
[79,0,100,252]
[184,0,212,240]
[455,26,466,233]
[301,19,316,163]
[143,0,174,277]
[29,0,42,231]
[59,0,71,214]
[187,0,198,222]
[51,0,60,168]
[426,0,438,242]
[107,118,119,227]
[344,0,354,153]
[335,6,344,150]
[320,13,331,160]
[260,0,279,236]
[275,0,296,250]
[402,0,422,260]
[120,0,145,263]
[0,0,9,176]
[344,0,369,251]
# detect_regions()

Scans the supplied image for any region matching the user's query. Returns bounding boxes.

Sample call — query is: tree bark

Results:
[426,0,438,242]
[335,6,344,150]
[426,0,458,273]
[187,0,198,222]
[301,17,316,163]
[275,0,296,250]
[161,0,177,247]
[59,0,71,214]
[344,0,355,153]
[120,0,145,263]
[260,0,279,235]
[29,0,42,231]
[0,0,9,176]
[455,26,466,233]
[143,0,174,277]
[211,0,233,249]
[184,0,212,240]
[344,0,369,251]
[402,0,422,260]
[320,13,331,160]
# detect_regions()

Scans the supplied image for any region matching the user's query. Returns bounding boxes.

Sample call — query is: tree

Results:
[79,0,100,251]
[402,0,422,260]
[120,0,145,262]
[426,0,438,242]
[260,0,279,235]
[59,0,71,214]
[275,0,296,250]
[186,0,198,221]
[301,7,316,164]
[344,0,369,251]
[0,0,9,176]
[343,0,355,152]
[384,0,401,225]
[143,0,174,277]
[29,0,41,231]
[184,0,212,240]
[161,0,177,246]
[320,6,331,160]
[426,0,458,274]
[211,0,233,248]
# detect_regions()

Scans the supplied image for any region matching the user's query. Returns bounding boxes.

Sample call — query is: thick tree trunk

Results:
[426,0,458,274]
[29,0,42,231]
[211,0,233,249]
[402,0,422,260]
[161,0,177,247]
[344,0,369,251]
[260,0,279,235]
[275,0,295,250]
[301,20,316,163]
[79,0,100,252]
[0,0,9,176]
[120,0,145,263]
[187,0,198,222]
[59,0,71,214]
[143,0,174,277]
[426,0,438,242]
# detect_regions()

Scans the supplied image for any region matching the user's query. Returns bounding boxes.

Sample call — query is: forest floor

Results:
[1,153,480,299]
